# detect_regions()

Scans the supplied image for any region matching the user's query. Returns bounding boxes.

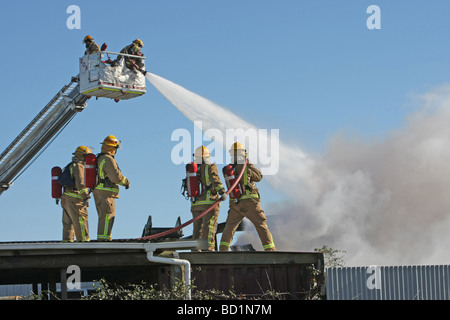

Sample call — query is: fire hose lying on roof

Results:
[135,157,248,241]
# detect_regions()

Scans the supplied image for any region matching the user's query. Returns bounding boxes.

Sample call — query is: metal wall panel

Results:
[326,265,450,300]
[0,284,32,297]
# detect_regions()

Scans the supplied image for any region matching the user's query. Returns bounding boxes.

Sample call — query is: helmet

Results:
[229,142,245,153]
[194,146,211,158]
[229,142,247,158]
[83,35,93,43]
[101,135,120,148]
[133,39,144,48]
[73,145,92,155]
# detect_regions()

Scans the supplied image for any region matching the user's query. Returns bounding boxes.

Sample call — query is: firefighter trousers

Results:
[191,204,220,251]
[93,189,116,241]
[219,198,276,252]
[61,195,90,242]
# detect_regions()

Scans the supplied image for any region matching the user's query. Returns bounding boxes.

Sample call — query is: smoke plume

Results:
[244,84,450,266]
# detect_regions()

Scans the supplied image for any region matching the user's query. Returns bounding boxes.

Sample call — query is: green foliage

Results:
[83,279,187,300]
[82,278,287,300]
[314,245,347,267]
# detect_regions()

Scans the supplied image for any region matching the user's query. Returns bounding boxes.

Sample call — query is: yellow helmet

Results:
[83,35,93,43]
[101,135,120,147]
[229,142,247,158]
[229,142,245,153]
[133,39,144,48]
[73,145,92,155]
[194,146,211,158]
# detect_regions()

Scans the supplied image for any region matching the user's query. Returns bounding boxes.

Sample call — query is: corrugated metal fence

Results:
[0,282,95,299]
[326,265,450,300]
[0,284,33,298]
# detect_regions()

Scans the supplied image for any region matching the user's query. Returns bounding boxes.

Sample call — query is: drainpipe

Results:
[142,240,205,300]
[145,249,192,300]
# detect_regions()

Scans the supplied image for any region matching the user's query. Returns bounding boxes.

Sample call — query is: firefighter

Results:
[219,142,276,252]
[83,35,100,55]
[93,135,130,241]
[111,39,146,73]
[60,146,91,242]
[190,146,227,251]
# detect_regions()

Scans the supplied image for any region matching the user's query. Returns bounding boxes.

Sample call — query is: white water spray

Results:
[146,72,312,188]
[147,72,450,266]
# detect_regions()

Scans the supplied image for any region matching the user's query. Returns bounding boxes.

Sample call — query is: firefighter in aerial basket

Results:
[60,146,92,242]
[93,135,130,241]
[111,39,146,74]
[183,146,227,251]
[83,35,100,55]
[219,142,276,252]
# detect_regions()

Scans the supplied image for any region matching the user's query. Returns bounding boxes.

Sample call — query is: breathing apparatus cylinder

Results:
[222,165,242,199]
[186,162,200,198]
[51,166,62,200]
[85,153,97,189]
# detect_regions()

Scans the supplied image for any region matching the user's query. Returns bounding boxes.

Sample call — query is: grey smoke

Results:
[243,84,450,266]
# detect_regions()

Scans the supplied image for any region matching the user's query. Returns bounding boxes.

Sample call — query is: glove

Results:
[220,193,228,201]
[125,181,130,189]
[82,198,89,207]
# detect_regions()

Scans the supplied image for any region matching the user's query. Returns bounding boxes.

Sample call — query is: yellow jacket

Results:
[63,157,90,201]
[232,161,262,201]
[191,162,225,207]
[94,153,129,197]
[85,41,100,55]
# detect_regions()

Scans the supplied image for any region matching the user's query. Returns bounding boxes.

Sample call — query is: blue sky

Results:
[1,0,450,248]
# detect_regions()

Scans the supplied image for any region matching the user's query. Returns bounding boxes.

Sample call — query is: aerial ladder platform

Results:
[0,51,146,195]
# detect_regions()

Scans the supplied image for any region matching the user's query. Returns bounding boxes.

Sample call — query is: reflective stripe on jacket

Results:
[63,158,89,200]
[191,163,225,206]
[232,161,261,201]
[94,153,128,194]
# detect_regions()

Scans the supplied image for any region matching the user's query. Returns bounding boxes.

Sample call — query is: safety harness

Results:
[63,162,89,199]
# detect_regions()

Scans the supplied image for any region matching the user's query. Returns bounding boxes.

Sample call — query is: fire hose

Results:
[135,157,248,241]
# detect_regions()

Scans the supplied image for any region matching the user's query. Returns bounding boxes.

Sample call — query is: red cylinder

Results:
[223,165,242,199]
[85,153,97,189]
[186,162,199,198]
[51,166,62,199]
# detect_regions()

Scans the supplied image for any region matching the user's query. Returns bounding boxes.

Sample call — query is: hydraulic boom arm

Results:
[0,76,90,195]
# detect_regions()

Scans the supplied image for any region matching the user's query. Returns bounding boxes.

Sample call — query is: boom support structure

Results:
[0,52,147,195]
[0,76,89,194]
